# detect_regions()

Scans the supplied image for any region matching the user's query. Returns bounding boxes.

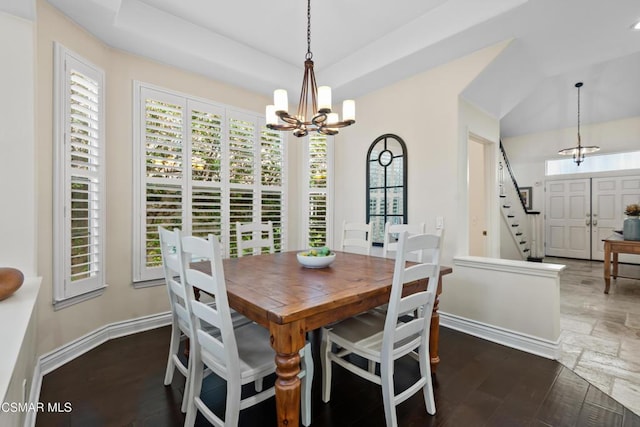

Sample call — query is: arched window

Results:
[366,134,407,245]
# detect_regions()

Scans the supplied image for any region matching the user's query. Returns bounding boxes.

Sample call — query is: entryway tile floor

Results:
[547,256,640,416]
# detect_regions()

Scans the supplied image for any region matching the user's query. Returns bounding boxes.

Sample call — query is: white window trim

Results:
[53,43,106,309]
[132,82,287,284]
[546,150,640,176]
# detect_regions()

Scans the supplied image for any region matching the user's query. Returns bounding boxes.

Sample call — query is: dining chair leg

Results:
[380,357,398,427]
[320,329,332,403]
[180,353,191,413]
[163,323,180,385]
[419,343,436,415]
[184,356,203,427]
[301,342,314,426]
[225,370,242,427]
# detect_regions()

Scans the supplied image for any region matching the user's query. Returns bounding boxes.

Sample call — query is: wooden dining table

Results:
[194,251,452,427]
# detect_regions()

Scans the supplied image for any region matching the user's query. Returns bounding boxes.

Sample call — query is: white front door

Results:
[545,179,591,259]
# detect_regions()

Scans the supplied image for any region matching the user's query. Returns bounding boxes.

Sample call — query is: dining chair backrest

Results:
[340,220,372,255]
[235,221,275,257]
[158,226,193,412]
[382,222,426,262]
[384,231,441,346]
[159,226,191,342]
[180,234,238,374]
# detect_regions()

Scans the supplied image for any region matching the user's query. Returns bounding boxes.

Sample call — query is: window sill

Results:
[53,285,107,311]
[132,278,165,289]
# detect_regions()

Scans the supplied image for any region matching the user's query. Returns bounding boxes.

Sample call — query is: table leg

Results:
[270,321,305,427]
[604,242,611,294]
[429,276,443,372]
[613,253,619,279]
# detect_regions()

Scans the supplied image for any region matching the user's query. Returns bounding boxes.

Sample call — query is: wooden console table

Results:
[603,235,640,294]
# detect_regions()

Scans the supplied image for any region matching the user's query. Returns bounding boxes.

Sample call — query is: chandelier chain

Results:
[577,83,581,143]
[306,0,312,60]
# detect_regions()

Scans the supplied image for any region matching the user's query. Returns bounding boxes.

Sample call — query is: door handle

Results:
[593,214,598,226]
[585,213,591,226]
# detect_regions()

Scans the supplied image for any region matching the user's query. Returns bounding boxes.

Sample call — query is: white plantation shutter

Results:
[192,187,222,237]
[189,102,224,241]
[133,83,287,283]
[228,115,256,185]
[261,128,286,251]
[261,128,284,187]
[228,189,255,257]
[304,134,333,249]
[136,90,186,280]
[54,44,106,306]
[227,112,257,258]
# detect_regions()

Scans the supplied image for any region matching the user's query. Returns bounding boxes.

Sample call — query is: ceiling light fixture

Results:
[632,19,640,30]
[265,0,355,137]
[558,82,600,166]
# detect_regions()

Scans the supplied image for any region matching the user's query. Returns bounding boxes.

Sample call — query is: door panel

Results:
[545,179,590,258]
[592,175,640,262]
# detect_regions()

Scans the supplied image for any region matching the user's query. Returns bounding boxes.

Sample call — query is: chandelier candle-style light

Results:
[265,0,355,137]
[558,82,600,166]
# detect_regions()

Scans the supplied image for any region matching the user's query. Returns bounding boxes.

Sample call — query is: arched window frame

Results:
[366,134,408,245]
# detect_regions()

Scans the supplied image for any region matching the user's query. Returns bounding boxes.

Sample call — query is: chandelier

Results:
[265,0,355,137]
[558,82,600,166]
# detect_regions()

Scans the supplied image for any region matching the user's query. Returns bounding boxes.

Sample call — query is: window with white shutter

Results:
[303,134,334,249]
[53,44,106,308]
[261,128,285,251]
[190,102,223,242]
[133,83,287,284]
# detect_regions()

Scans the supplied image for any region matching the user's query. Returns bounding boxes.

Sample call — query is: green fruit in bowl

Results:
[309,249,317,256]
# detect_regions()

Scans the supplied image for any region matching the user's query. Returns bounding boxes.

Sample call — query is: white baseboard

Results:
[24,312,172,427]
[439,311,560,360]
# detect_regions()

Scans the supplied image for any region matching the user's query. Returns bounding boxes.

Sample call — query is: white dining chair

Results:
[178,232,314,427]
[158,226,196,413]
[159,226,251,413]
[382,222,426,262]
[321,231,442,427]
[340,220,372,255]
[235,221,275,257]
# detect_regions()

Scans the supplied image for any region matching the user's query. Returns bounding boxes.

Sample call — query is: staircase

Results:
[499,142,544,262]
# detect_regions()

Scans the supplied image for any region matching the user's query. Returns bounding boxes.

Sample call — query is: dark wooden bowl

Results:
[0,267,24,301]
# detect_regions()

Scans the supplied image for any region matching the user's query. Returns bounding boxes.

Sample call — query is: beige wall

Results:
[332,42,506,265]
[34,0,279,355]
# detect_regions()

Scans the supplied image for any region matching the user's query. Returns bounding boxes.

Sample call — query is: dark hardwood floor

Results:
[37,326,640,427]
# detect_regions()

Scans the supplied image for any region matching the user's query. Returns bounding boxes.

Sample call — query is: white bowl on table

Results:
[296,252,336,268]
